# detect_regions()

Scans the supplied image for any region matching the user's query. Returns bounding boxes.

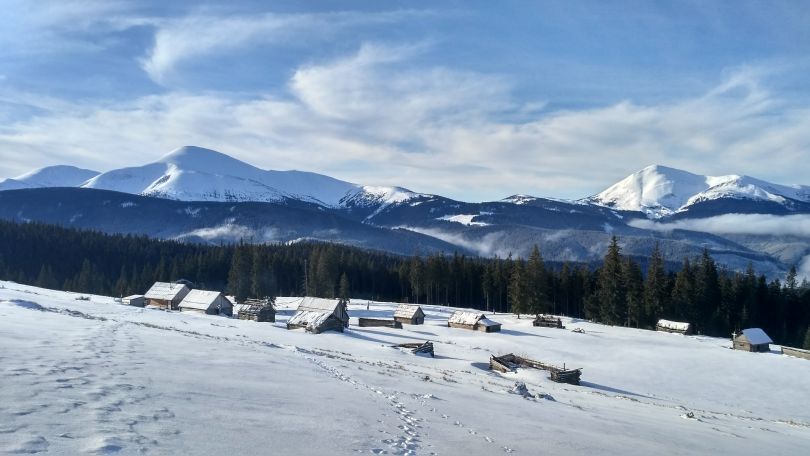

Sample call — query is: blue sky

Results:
[1,0,809,201]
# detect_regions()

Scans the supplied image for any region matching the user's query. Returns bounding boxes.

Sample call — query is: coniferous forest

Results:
[1,220,808,348]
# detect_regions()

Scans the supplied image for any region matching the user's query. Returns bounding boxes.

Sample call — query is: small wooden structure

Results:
[393,341,434,357]
[447,311,501,332]
[144,282,190,310]
[533,315,564,328]
[781,346,810,361]
[122,295,145,307]
[732,328,773,352]
[358,318,402,329]
[656,319,693,335]
[236,298,276,322]
[286,297,350,333]
[393,304,425,325]
[178,290,233,316]
[490,353,582,385]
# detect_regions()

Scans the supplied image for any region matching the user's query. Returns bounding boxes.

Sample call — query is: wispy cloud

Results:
[1,43,809,201]
[141,10,431,84]
[628,213,810,237]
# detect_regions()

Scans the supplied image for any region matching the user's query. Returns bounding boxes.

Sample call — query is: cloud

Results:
[1,46,810,202]
[628,213,810,237]
[178,223,280,243]
[141,10,430,84]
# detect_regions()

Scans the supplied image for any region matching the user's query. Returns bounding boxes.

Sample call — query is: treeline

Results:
[0,221,808,348]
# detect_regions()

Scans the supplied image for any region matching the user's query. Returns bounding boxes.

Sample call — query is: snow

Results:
[447,310,486,326]
[178,290,227,311]
[501,194,537,205]
[394,304,422,319]
[437,214,490,226]
[740,328,774,345]
[588,165,810,218]
[657,319,691,332]
[1,282,810,455]
[80,146,363,207]
[0,166,99,191]
[143,282,189,301]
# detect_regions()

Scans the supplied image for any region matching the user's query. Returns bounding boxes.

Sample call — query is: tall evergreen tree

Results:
[623,257,644,328]
[596,236,626,325]
[644,242,668,324]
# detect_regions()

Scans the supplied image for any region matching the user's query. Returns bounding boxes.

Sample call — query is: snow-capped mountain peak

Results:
[0,165,99,191]
[588,164,810,218]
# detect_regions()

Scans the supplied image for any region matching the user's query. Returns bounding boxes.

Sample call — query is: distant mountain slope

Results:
[0,188,461,256]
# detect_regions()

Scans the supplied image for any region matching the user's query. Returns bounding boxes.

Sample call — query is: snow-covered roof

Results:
[448,311,485,326]
[179,290,227,310]
[394,304,423,319]
[144,282,189,301]
[296,297,343,313]
[287,310,333,330]
[738,328,773,345]
[478,317,501,327]
[123,295,144,300]
[657,319,691,331]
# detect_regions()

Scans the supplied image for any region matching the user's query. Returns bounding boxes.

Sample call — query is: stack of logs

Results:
[393,341,434,357]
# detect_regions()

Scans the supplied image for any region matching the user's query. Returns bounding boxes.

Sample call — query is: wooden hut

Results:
[732,328,773,352]
[358,318,402,329]
[144,282,190,310]
[656,319,693,335]
[178,290,233,316]
[122,295,145,307]
[286,297,350,334]
[447,311,501,333]
[236,298,276,322]
[393,304,425,325]
[533,315,564,328]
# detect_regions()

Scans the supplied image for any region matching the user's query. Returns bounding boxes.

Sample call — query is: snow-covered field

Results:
[1,282,809,455]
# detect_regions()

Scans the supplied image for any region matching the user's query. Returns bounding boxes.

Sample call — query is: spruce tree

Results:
[509,260,528,317]
[644,242,668,324]
[339,272,350,301]
[596,236,626,325]
[623,257,644,328]
[525,245,548,315]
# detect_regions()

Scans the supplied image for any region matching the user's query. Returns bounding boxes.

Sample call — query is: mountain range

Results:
[1,146,808,276]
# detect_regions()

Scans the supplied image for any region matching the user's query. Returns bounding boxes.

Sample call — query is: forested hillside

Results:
[0,221,808,347]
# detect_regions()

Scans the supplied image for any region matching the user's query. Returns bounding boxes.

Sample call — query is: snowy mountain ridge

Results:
[77,146,419,209]
[3,148,808,221]
[586,165,810,218]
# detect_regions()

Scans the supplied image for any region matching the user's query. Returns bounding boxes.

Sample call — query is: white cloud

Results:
[628,213,810,237]
[1,46,810,202]
[141,10,429,84]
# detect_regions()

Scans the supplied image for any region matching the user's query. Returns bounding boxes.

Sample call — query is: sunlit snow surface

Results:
[1,282,809,455]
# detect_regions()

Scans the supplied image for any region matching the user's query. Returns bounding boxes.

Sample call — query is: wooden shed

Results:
[533,315,564,328]
[122,295,145,307]
[393,304,425,325]
[447,311,501,333]
[236,298,276,322]
[144,282,190,310]
[178,290,233,316]
[656,319,693,335]
[733,328,773,352]
[286,297,350,334]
